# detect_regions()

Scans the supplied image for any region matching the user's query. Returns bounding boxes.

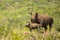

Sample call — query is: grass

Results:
[0,0,60,40]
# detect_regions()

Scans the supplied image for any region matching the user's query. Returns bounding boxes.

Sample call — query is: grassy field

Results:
[0,0,60,40]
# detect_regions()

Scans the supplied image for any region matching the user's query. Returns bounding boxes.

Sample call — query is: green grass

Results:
[0,0,60,40]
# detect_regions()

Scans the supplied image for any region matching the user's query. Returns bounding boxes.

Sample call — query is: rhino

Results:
[30,12,53,32]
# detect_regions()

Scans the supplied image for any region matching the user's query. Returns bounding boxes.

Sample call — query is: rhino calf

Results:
[25,22,41,32]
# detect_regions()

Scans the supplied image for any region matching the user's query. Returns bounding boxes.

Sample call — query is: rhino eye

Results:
[31,19,36,23]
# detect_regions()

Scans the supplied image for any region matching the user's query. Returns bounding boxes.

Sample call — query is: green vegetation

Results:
[0,0,60,40]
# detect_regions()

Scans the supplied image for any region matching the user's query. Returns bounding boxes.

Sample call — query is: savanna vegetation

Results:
[0,0,60,40]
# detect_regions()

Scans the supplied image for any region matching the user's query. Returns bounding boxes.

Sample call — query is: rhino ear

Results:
[36,12,38,16]
[30,12,32,15]
[35,12,38,17]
